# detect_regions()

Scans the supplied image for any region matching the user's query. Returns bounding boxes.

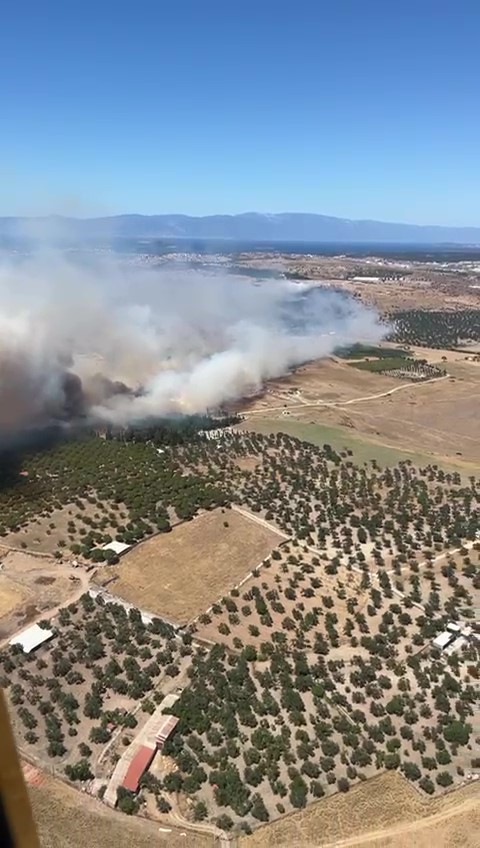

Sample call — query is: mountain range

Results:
[1,212,480,244]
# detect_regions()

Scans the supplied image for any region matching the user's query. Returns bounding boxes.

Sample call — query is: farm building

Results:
[445,636,469,656]
[155,714,179,750]
[101,540,131,556]
[432,630,455,651]
[121,745,156,794]
[432,621,477,653]
[10,623,54,654]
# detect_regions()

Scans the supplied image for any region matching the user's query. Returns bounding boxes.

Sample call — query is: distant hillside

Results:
[1,212,480,244]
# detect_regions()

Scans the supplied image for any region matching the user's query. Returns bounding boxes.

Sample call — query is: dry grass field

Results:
[240,772,480,848]
[98,508,283,623]
[314,372,480,465]
[239,355,480,469]
[239,359,400,413]
[0,576,30,619]
[29,774,214,848]
[0,551,80,640]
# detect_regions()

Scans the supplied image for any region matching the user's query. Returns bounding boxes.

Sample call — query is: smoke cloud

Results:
[0,249,385,436]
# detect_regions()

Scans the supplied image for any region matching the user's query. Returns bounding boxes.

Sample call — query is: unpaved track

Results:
[231,505,290,539]
[243,375,448,417]
[168,809,230,846]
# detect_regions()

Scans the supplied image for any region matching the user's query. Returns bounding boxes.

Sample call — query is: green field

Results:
[349,356,413,372]
[335,343,410,360]
[242,417,468,473]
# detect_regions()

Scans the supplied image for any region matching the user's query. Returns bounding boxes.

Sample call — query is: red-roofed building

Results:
[121,745,156,794]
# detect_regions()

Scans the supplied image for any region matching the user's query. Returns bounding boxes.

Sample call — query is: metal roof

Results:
[121,745,156,794]
[101,541,131,555]
[10,623,54,654]
[432,630,454,649]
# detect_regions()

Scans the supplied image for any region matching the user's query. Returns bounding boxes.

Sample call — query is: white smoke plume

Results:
[0,249,385,434]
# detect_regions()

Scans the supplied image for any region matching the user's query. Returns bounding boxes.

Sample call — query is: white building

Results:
[10,623,54,654]
[432,630,454,650]
[445,636,468,656]
[101,540,131,556]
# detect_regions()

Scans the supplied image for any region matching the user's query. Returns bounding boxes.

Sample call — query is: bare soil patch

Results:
[98,508,283,624]
[0,552,78,640]
[235,455,263,472]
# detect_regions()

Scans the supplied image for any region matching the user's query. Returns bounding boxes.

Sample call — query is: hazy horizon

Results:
[2,3,480,226]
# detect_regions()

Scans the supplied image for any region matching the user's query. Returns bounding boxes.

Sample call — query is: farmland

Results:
[96,508,283,624]
[0,551,82,640]
[0,593,189,774]
[0,410,477,844]
[0,435,228,563]
[237,352,480,469]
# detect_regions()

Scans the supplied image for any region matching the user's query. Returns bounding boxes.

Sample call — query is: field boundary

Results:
[241,770,480,846]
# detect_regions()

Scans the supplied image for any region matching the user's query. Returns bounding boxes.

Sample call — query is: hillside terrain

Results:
[2,211,480,242]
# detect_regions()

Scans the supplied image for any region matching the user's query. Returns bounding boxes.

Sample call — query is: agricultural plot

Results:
[167,644,381,831]
[349,358,446,380]
[211,431,479,572]
[0,426,477,840]
[0,436,227,561]
[389,309,480,349]
[0,551,78,640]
[98,508,283,624]
[195,547,369,656]
[0,594,189,775]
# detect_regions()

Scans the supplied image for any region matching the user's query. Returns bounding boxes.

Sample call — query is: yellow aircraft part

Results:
[0,689,40,847]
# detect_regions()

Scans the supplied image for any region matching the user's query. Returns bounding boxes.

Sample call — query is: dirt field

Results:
[239,359,401,413]
[239,356,480,468]
[240,772,480,848]
[98,508,283,624]
[0,551,82,640]
[29,773,214,848]
[314,371,480,465]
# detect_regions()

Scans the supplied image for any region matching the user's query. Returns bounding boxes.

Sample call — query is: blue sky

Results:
[1,1,479,224]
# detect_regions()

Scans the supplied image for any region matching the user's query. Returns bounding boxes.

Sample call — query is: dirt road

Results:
[231,505,290,540]
[243,375,449,417]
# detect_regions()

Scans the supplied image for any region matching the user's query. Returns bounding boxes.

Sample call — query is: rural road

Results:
[231,504,290,539]
[242,375,449,417]
[386,538,477,576]
[168,809,231,847]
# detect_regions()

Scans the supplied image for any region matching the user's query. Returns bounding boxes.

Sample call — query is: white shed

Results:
[101,541,131,556]
[432,631,454,650]
[10,623,54,654]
